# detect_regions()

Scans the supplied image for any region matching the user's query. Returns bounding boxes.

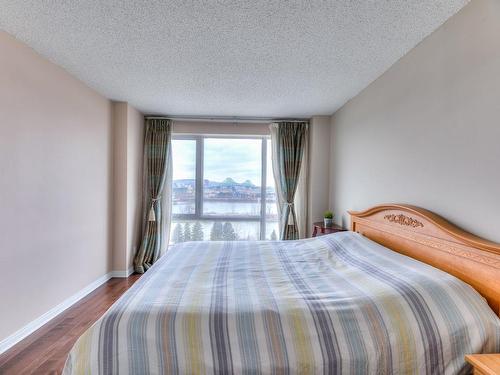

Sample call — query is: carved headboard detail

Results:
[349,204,500,316]
[384,214,424,228]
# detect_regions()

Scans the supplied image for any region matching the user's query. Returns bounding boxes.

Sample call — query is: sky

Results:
[172,138,274,187]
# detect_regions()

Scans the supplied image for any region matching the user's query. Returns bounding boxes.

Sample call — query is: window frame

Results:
[171,134,273,240]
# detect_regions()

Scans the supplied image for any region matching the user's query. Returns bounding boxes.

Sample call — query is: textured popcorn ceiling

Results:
[0,1,468,117]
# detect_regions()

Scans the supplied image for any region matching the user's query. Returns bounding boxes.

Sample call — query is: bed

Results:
[63,204,500,374]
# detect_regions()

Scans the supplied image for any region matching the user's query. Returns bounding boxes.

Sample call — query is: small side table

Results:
[312,222,347,237]
[465,354,500,375]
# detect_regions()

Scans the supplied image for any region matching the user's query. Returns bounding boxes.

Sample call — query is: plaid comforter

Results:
[63,232,500,374]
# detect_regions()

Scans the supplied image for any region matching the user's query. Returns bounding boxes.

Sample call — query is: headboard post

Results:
[349,204,500,316]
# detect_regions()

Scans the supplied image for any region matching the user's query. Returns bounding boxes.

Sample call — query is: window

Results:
[171,139,196,215]
[171,135,278,243]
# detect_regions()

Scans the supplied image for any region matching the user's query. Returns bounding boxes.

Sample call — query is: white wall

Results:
[329,0,500,242]
[0,32,114,342]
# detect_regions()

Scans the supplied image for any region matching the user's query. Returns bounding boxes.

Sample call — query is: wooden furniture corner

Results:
[465,354,500,374]
[312,222,347,237]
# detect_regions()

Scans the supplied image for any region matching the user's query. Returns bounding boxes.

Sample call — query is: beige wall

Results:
[173,120,270,135]
[0,32,113,341]
[112,103,144,273]
[126,106,144,271]
[112,103,128,272]
[308,116,332,235]
[329,0,500,242]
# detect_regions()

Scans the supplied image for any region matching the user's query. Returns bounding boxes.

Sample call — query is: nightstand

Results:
[465,354,500,374]
[312,222,347,237]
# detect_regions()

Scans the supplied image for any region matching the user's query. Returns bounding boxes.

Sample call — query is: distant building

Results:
[174,178,269,202]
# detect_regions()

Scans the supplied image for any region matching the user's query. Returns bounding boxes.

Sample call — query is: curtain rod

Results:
[144,115,310,123]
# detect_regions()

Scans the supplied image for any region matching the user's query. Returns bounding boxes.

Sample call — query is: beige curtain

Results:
[294,134,308,239]
[133,118,172,273]
[270,121,309,240]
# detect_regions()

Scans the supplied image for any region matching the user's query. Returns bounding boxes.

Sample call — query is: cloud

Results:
[172,138,268,185]
[204,139,261,183]
[171,139,196,179]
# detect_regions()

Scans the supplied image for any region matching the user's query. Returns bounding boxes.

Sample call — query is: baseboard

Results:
[111,266,134,278]
[0,272,113,355]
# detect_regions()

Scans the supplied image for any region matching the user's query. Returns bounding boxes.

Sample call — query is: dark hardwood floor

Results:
[0,274,140,375]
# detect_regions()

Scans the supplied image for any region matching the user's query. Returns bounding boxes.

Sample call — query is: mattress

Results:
[63,232,500,374]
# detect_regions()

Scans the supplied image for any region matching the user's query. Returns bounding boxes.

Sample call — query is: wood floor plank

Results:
[0,274,140,375]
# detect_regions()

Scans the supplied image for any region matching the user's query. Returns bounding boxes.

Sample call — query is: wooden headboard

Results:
[349,204,500,316]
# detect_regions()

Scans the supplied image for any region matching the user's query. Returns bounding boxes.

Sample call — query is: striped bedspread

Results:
[63,232,500,374]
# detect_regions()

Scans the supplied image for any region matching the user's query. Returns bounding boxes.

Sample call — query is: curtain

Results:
[133,118,172,273]
[270,121,309,240]
[294,132,308,238]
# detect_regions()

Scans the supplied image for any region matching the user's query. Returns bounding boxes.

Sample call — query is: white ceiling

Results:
[0,1,468,117]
